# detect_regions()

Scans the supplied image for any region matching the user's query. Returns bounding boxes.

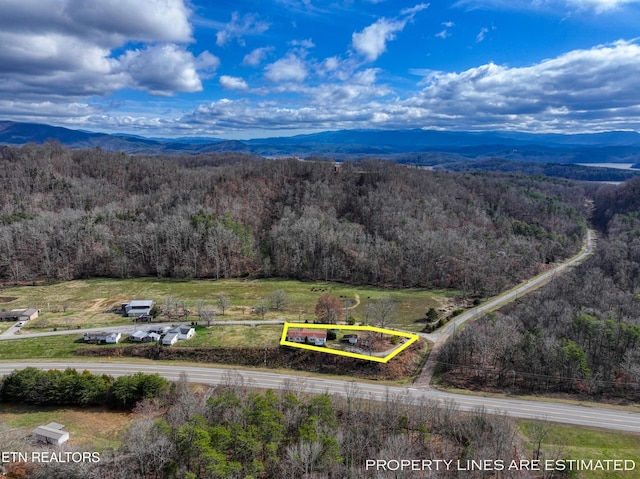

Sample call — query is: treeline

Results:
[441,158,640,182]
[440,177,640,400]
[21,375,545,479]
[0,367,168,409]
[0,143,587,292]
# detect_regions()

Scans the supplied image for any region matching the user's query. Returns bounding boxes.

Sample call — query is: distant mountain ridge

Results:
[2,120,640,162]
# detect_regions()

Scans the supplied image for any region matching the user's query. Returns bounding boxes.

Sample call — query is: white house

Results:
[33,423,69,445]
[286,328,327,346]
[162,332,179,346]
[162,326,195,345]
[173,326,195,340]
[130,330,161,343]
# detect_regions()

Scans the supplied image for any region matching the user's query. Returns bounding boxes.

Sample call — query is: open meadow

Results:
[0,278,458,360]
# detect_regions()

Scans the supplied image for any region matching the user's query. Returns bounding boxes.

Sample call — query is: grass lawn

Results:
[1,277,459,333]
[0,335,90,359]
[0,404,132,450]
[519,421,640,479]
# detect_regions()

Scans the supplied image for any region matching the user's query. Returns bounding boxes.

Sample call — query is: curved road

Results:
[0,361,638,433]
[416,229,595,387]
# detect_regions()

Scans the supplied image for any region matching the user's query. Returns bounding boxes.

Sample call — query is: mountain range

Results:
[2,120,640,165]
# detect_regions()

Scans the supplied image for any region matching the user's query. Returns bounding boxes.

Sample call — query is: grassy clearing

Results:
[1,277,459,333]
[519,421,640,479]
[0,335,89,359]
[0,404,132,449]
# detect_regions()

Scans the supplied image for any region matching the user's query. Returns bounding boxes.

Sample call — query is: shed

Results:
[33,423,69,445]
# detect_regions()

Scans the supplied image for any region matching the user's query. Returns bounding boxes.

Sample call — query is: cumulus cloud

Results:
[405,40,640,130]
[352,18,409,61]
[176,40,640,135]
[66,0,193,43]
[120,45,218,96]
[216,12,269,46]
[0,0,216,101]
[265,54,308,82]
[352,4,428,61]
[220,75,249,91]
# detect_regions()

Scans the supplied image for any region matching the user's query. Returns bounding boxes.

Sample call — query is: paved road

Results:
[1,361,637,433]
[0,319,286,341]
[415,229,595,387]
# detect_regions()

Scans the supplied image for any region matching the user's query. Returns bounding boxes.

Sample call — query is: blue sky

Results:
[1,0,640,138]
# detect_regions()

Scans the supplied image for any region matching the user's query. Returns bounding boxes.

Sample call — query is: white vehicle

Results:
[16,321,25,327]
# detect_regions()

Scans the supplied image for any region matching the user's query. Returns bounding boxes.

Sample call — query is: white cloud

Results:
[243,47,274,67]
[476,27,489,42]
[219,75,249,91]
[405,40,640,130]
[66,0,193,43]
[216,12,269,47]
[435,29,451,39]
[265,54,308,82]
[352,4,428,61]
[0,0,216,101]
[176,40,640,135]
[119,46,219,96]
[401,3,430,15]
[352,18,408,61]
[567,0,638,12]
[455,0,640,13]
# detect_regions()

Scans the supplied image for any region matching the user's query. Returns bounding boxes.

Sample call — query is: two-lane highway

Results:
[1,361,638,433]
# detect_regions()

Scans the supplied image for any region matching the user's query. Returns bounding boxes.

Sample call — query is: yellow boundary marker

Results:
[280,322,420,363]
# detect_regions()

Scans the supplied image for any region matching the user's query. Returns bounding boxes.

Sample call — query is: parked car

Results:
[16,321,25,327]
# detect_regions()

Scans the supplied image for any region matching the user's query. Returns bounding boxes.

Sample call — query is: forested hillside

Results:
[440,177,640,400]
[0,143,586,293]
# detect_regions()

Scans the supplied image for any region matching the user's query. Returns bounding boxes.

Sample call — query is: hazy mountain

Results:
[2,121,640,163]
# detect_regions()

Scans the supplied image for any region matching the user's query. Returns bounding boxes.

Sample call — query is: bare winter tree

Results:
[216,293,231,315]
[268,289,289,311]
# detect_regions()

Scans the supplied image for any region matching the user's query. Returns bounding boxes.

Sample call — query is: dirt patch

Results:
[0,297,17,303]
[75,340,427,381]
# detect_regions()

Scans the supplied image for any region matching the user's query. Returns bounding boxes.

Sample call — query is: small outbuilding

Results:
[83,332,122,344]
[341,334,359,345]
[33,423,69,445]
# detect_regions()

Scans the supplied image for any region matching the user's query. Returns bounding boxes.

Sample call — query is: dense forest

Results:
[440,177,640,400]
[0,143,587,294]
[1,373,554,479]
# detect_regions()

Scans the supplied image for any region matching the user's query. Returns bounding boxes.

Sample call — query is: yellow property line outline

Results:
[280,322,420,363]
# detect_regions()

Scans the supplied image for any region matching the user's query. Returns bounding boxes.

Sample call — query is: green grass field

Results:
[1,277,459,333]
[0,404,132,450]
[519,421,640,479]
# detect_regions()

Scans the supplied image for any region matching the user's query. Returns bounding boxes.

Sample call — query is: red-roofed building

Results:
[286,328,327,346]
